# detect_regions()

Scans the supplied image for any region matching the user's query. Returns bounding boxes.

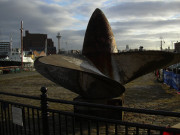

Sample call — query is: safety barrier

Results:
[164,70,180,92]
[0,87,180,135]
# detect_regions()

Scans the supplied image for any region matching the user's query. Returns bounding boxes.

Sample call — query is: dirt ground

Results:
[125,73,180,111]
[0,71,180,127]
[124,73,180,127]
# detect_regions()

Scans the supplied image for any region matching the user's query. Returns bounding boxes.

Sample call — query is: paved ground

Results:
[0,71,180,128]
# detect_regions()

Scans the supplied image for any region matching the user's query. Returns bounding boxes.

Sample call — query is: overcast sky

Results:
[0,0,180,51]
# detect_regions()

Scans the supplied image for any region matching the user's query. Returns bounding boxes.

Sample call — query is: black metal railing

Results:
[0,87,180,135]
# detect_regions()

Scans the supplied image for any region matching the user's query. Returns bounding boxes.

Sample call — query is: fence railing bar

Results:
[115,123,118,135]
[4,104,8,135]
[27,107,31,135]
[125,126,128,135]
[72,116,75,135]
[80,117,83,135]
[20,124,23,135]
[16,124,18,135]
[0,99,41,110]
[11,104,15,135]
[65,115,68,135]
[46,98,180,117]
[136,127,139,135]
[47,108,180,133]
[0,107,2,135]
[23,107,27,135]
[1,103,5,135]
[52,112,55,135]
[32,108,35,135]
[58,113,62,135]
[37,109,41,135]
[0,119,1,135]
[88,120,91,135]
[7,104,11,135]
[96,121,99,135]
[0,91,40,100]
[105,122,108,135]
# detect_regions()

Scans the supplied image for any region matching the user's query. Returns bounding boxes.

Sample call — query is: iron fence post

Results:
[41,87,49,135]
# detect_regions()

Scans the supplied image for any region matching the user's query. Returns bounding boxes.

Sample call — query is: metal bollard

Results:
[41,87,49,135]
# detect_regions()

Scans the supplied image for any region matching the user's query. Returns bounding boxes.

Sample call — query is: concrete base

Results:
[74,94,124,120]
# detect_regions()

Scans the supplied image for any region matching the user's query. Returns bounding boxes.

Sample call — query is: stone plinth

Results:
[74,94,124,120]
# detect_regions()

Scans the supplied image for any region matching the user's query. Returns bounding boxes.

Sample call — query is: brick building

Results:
[174,42,180,53]
[23,31,56,55]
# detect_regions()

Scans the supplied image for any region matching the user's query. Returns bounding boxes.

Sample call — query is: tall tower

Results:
[56,32,61,54]
[160,37,165,51]
[126,45,129,51]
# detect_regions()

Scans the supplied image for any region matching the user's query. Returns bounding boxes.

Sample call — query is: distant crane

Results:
[10,34,12,56]
[20,21,23,68]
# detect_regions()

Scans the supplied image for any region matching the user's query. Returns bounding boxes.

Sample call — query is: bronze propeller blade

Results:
[35,8,180,99]
[35,54,125,99]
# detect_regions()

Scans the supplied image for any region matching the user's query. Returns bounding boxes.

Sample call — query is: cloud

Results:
[0,0,180,51]
[105,1,180,18]
[102,1,180,50]
[0,0,77,32]
[0,0,81,48]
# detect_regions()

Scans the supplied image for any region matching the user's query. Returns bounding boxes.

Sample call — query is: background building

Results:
[0,42,10,56]
[23,30,56,55]
[174,42,180,53]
